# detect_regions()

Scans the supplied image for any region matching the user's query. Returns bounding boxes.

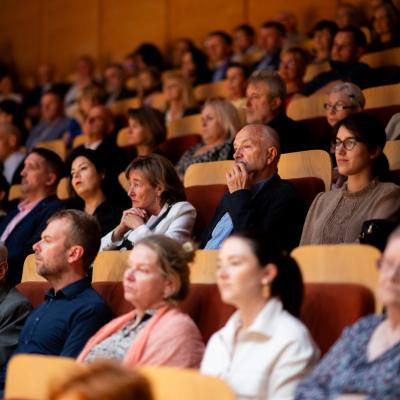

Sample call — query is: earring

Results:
[262,283,270,299]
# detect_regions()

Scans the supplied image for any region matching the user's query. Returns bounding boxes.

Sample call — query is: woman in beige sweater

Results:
[301,113,400,244]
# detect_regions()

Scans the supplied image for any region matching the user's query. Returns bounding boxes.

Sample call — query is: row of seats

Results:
[21,243,381,312]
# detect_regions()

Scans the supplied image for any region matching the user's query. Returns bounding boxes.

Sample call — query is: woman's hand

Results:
[226,162,250,193]
[112,208,147,242]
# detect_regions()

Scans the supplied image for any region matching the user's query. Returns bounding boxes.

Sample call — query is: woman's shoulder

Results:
[275,309,314,342]
[375,181,400,194]
[170,201,196,213]
[160,308,202,335]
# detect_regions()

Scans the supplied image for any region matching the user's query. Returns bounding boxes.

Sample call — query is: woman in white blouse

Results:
[201,232,319,400]
[101,154,196,250]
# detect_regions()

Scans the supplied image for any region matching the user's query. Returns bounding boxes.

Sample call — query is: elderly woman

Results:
[296,227,400,399]
[176,98,242,177]
[68,148,127,236]
[301,113,400,245]
[79,235,204,368]
[126,107,166,156]
[101,154,196,250]
[162,72,199,124]
[201,232,319,399]
[325,82,365,127]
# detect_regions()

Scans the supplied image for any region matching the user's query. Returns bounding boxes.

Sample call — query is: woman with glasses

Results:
[296,226,400,399]
[78,235,204,368]
[325,82,365,127]
[301,113,400,244]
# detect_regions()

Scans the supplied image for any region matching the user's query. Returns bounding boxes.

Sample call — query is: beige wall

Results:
[0,0,340,78]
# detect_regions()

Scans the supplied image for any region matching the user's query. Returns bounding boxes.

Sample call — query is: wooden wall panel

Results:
[41,0,99,77]
[101,0,168,65]
[0,0,41,75]
[169,0,246,47]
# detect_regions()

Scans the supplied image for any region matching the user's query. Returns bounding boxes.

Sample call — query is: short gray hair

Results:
[330,82,365,109]
[248,70,286,102]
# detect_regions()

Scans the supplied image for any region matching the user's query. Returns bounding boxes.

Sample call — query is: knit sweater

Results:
[300,179,400,244]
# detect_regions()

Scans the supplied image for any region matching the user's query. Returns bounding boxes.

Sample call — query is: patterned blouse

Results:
[84,310,154,362]
[175,140,232,177]
[295,315,400,400]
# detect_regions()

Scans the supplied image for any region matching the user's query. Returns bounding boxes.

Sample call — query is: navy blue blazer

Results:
[0,195,65,285]
[200,175,306,251]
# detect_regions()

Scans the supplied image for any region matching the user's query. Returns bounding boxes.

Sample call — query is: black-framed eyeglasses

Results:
[324,103,357,112]
[331,137,363,151]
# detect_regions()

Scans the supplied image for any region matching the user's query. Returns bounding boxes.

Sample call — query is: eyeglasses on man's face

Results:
[324,102,356,112]
[331,137,363,151]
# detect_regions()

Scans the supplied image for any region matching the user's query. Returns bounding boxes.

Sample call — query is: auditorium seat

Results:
[303,61,330,82]
[92,251,130,282]
[21,254,46,283]
[16,281,374,354]
[287,94,326,120]
[8,184,22,201]
[363,83,400,109]
[167,114,202,138]
[159,134,202,164]
[110,96,140,116]
[292,243,381,312]
[57,177,71,200]
[189,250,218,284]
[360,46,400,69]
[35,139,67,161]
[72,134,88,149]
[116,127,130,147]
[193,80,229,103]
[384,140,400,170]
[288,177,325,209]
[183,160,234,186]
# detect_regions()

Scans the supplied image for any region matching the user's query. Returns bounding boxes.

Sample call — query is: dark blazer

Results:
[0,195,65,285]
[200,175,306,251]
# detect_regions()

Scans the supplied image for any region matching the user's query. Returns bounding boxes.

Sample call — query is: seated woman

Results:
[296,227,400,399]
[301,113,400,245]
[68,148,128,236]
[309,20,338,64]
[278,47,310,108]
[126,106,166,157]
[101,154,196,250]
[180,47,211,87]
[137,67,162,107]
[369,2,400,52]
[79,235,204,368]
[176,98,242,177]
[163,72,199,124]
[325,82,365,127]
[201,232,319,399]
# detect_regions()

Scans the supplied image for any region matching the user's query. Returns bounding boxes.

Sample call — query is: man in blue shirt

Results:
[0,209,113,390]
[201,124,305,250]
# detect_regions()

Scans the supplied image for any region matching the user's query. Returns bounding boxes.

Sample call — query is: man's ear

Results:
[266,146,278,165]
[270,96,282,113]
[66,245,84,265]
[45,171,57,188]
[0,260,8,281]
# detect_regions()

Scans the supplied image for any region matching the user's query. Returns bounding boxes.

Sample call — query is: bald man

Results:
[200,124,305,250]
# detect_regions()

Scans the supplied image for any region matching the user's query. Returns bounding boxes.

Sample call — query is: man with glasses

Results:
[300,26,372,96]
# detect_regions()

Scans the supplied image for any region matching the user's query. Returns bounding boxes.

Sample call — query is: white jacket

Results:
[201,298,319,400]
[100,201,196,250]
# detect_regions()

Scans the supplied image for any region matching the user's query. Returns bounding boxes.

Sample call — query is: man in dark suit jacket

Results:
[245,70,310,153]
[0,148,65,284]
[201,124,305,250]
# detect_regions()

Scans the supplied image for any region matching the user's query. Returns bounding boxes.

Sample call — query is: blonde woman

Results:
[176,98,242,177]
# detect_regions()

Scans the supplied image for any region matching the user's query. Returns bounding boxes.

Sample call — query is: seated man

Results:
[0,243,32,368]
[300,26,372,96]
[200,124,305,251]
[205,31,233,82]
[25,89,70,151]
[246,70,309,153]
[0,122,25,184]
[0,148,65,284]
[0,209,113,392]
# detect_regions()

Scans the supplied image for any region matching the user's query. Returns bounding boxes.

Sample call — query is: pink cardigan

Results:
[78,306,204,368]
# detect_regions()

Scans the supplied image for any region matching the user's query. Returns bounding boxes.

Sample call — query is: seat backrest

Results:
[287,94,327,120]
[167,114,202,138]
[92,281,132,316]
[302,282,375,355]
[189,250,218,283]
[149,92,167,111]
[5,354,78,400]
[159,134,202,165]
[363,83,400,109]
[193,80,229,103]
[278,149,332,191]
[360,46,400,68]
[288,177,325,210]
[110,96,140,116]
[116,127,130,147]
[384,140,400,170]
[21,254,46,283]
[292,244,381,311]
[299,115,332,152]
[35,139,67,161]
[184,160,234,187]
[72,134,88,149]
[92,251,130,282]
[8,184,21,201]
[140,365,235,400]
[118,171,129,192]
[303,61,330,82]
[184,184,227,239]
[57,176,71,200]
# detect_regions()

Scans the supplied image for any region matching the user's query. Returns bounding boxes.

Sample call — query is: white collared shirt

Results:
[201,298,319,400]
